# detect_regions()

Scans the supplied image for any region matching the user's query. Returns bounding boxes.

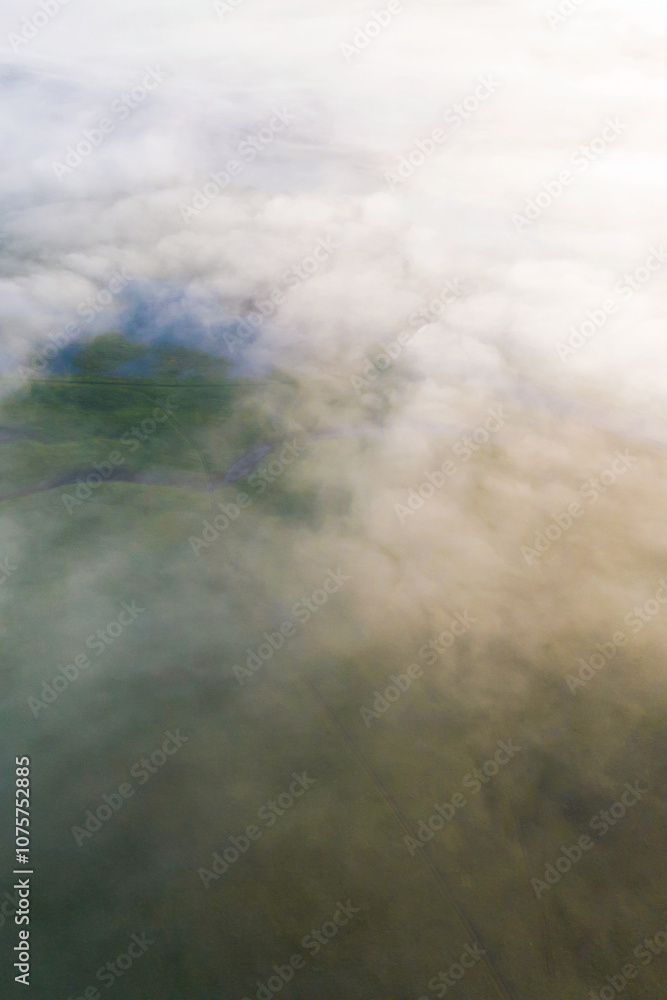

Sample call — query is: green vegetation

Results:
[0,334,288,496]
[1,337,665,999]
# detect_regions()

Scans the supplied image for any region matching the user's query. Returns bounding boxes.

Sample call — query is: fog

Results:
[0,2,666,998]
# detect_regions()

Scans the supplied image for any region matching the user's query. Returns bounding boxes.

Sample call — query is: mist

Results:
[0,2,666,998]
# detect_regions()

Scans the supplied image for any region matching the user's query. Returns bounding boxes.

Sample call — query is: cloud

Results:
[2,3,667,995]
[0,0,663,417]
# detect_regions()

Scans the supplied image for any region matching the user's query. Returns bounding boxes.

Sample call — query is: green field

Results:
[0,334,665,1000]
